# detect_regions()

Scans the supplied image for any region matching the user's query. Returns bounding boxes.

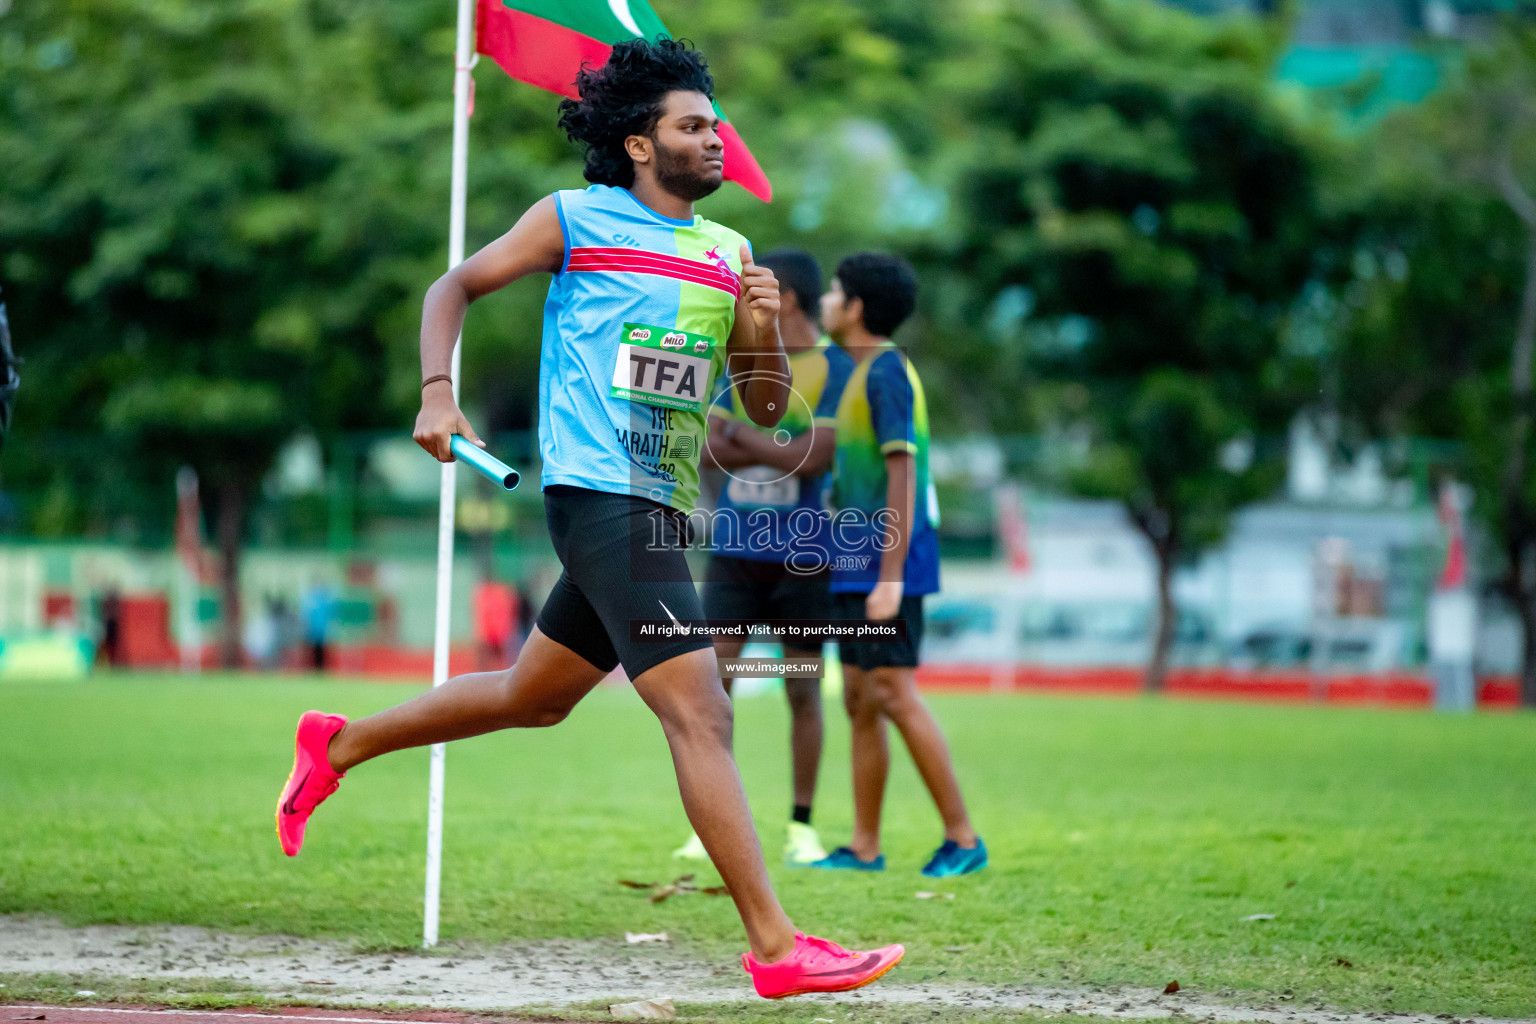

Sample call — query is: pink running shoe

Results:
[743,931,904,999]
[275,710,348,857]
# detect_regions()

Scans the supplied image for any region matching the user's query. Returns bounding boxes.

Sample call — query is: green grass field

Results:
[0,676,1532,1017]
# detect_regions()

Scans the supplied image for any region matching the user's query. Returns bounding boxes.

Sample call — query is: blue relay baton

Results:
[450,434,520,490]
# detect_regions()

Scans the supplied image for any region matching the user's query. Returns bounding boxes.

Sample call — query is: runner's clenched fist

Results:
[740,243,780,333]
[414,381,485,463]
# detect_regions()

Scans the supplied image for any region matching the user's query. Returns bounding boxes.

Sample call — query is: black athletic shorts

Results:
[535,485,714,680]
[832,591,925,670]
[702,554,832,656]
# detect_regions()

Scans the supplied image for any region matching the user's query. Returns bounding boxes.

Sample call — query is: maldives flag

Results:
[476,0,773,201]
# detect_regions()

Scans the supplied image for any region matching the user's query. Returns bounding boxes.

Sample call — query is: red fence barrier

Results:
[156,636,1528,710]
[914,664,1524,708]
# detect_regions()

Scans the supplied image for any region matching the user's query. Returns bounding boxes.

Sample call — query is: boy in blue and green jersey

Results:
[670,249,854,867]
[812,253,987,879]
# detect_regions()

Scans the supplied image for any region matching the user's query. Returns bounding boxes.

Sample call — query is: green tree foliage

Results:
[1326,11,1536,704]
[1,0,453,660]
[0,0,582,661]
[941,0,1316,688]
[0,0,947,660]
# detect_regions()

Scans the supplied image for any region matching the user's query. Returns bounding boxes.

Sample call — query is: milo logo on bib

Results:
[612,322,718,413]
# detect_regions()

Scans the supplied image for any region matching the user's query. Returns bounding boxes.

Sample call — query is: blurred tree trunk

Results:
[216,480,246,670]
[1495,160,1536,708]
[1150,543,1178,694]
[1132,507,1179,693]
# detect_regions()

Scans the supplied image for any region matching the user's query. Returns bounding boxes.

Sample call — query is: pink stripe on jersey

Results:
[567,247,741,296]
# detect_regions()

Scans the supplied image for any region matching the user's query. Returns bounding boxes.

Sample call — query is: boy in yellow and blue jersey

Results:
[812,253,987,878]
[670,249,854,867]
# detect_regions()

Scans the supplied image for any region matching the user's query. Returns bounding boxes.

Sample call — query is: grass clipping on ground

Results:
[0,676,1532,1017]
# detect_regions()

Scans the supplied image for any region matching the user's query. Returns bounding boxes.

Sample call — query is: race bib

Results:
[727,464,801,508]
[611,322,717,413]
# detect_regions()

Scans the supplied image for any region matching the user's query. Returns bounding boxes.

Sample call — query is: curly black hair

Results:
[557,38,715,189]
[835,253,918,337]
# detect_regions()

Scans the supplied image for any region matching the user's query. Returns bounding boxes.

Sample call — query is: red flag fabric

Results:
[997,485,1031,575]
[1436,481,1466,590]
[475,0,772,202]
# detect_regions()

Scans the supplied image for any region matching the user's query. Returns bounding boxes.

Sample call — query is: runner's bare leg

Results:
[714,636,744,698]
[326,627,607,771]
[782,666,824,810]
[631,646,798,963]
[328,629,797,961]
[866,665,977,848]
[714,637,822,811]
[843,665,891,860]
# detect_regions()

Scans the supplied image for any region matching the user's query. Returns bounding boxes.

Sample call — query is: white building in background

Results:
[925,422,1519,675]
[931,497,1439,672]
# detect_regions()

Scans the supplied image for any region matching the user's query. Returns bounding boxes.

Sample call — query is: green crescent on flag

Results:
[476,0,773,201]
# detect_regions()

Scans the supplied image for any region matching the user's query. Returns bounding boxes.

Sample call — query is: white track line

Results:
[6,1007,459,1024]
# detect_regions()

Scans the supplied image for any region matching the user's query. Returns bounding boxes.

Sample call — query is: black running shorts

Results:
[832,591,925,670]
[702,554,832,656]
[535,485,714,680]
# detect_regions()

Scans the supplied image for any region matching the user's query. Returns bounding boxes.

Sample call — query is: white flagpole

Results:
[424,0,477,951]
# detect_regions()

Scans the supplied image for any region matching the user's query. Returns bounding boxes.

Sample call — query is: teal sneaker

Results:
[921,838,988,877]
[811,846,885,871]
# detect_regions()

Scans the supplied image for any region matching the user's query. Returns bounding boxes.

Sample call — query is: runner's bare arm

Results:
[727,244,790,428]
[415,196,565,462]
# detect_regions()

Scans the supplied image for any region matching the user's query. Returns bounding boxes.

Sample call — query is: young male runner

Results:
[672,248,853,867]
[273,39,904,998]
[811,253,988,878]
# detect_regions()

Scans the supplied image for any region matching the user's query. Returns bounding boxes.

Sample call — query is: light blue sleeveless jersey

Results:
[539,184,749,512]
